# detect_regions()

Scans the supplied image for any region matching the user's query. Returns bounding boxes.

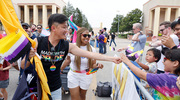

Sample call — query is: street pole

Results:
[118,15,119,34]
[117,10,119,34]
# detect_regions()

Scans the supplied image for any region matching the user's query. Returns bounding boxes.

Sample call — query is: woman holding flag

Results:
[61,27,103,100]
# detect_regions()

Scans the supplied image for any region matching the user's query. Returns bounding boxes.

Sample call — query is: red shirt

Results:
[0,60,10,80]
[0,34,3,39]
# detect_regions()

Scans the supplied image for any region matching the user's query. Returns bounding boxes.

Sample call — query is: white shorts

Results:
[67,70,92,90]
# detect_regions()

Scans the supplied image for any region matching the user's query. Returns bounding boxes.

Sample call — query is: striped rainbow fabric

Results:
[109,46,115,51]
[126,44,134,54]
[127,50,144,59]
[0,1,51,99]
[0,30,31,63]
[68,14,78,43]
[0,0,35,63]
[41,28,50,36]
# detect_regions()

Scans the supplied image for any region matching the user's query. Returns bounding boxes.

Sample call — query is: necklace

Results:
[48,36,61,71]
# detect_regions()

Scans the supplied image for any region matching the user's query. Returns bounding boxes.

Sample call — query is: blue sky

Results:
[64,0,149,29]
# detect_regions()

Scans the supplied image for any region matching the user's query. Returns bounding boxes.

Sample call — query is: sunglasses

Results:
[23,26,28,29]
[37,27,42,29]
[132,28,136,30]
[164,57,175,62]
[159,28,167,32]
[82,34,91,38]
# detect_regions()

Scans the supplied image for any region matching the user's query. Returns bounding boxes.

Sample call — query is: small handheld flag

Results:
[86,67,99,75]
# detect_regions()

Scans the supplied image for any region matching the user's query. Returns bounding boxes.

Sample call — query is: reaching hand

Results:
[29,48,36,60]
[113,57,122,64]
[96,63,104,69]
[176,76,180,90]
[117,48,124,52]
[135,57,140,63]
[120,53,130,64]
[161,35,176,48]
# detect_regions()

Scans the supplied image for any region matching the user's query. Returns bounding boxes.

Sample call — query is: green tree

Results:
[62,2,92,30]
[74,8,83,27]
[110,15,124,33]
[110,8,142,33]
[62,2,75,18]
[122,8,142,31]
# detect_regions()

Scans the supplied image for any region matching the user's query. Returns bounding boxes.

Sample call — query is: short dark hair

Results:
[48,14,68,31]
[171,17,180,29]
[37,25,42,28]
[104,27,107,31]
[165,49,180,75]
[160,21,171,28]
[147,48,161,62]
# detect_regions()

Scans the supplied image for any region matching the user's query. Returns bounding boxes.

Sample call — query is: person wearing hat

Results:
[22,23,36,39]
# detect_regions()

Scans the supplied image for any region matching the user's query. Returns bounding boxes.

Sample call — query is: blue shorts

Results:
[51,87,62,100]
[0,79,9,88]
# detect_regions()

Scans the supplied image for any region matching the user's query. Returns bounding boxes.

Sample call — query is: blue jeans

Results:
[51,87,62,100]
[90,40,95,47]
[103,43,107,54]
[96,40,99,48]
[110,39,117,46]
[99,42,104,54]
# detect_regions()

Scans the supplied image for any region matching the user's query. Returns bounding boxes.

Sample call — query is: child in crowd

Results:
[0,57,11,100]
[120,48,180,99]
[135,48,161,99]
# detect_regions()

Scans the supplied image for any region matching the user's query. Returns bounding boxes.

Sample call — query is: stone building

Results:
[143,0,180,36]
[12,0,66,28]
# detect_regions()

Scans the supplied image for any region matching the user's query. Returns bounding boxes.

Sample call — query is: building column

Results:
[33,5,38,25]
[175,8,180,19]
[165,7,171,21]
[153,7,160,36]
[24,5,29,24]
[149,10,153,30]
[58,7,61,13]
[43,5,47,28]
[52,5,56,14]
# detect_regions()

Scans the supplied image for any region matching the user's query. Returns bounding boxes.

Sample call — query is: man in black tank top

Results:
[28,14,121,100]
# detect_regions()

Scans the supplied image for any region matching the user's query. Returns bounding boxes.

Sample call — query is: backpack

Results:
[94,81,112,97]
[12,52,52,100]
[103,37,107,43]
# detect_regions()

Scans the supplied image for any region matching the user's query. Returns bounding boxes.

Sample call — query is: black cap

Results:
[21,23,30,28]
[171,17,180,29]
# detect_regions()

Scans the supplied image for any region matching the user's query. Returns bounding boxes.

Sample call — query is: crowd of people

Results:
[1,13,180,100]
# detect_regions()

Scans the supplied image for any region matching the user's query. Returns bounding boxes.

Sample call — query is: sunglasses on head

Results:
[82,34,91,38]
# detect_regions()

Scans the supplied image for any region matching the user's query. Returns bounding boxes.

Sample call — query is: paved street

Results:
[7,37,150,100]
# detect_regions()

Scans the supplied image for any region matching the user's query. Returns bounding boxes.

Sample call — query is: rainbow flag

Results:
[86,67,99,75]
[68,14,78,43]
[41,28,50,36]
[46,27,49,31]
